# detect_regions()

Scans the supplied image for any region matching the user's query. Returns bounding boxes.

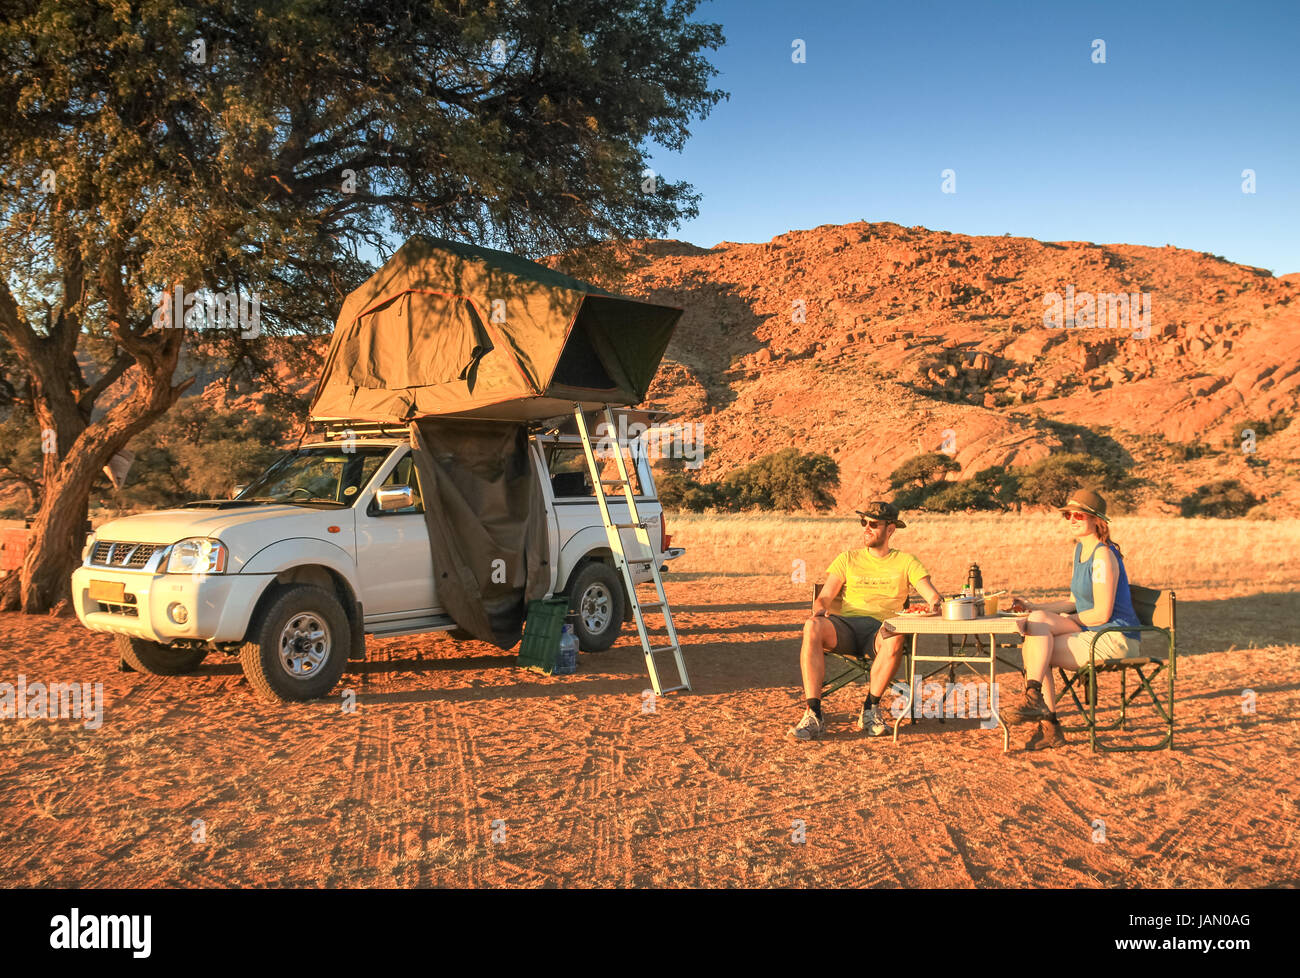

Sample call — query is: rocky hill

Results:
[613,222,1300,516]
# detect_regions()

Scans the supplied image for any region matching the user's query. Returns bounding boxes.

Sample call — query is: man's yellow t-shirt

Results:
[826,548,930,619]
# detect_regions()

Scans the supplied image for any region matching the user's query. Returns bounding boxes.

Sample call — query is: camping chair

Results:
[1055,585,1176,752]
[811,584,911,696]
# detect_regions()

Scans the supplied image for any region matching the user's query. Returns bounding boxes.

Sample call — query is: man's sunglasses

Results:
[860,518,891,529]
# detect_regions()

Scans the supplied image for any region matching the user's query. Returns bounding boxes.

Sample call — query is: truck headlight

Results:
[165,538,228,575]
[82,533,95,561]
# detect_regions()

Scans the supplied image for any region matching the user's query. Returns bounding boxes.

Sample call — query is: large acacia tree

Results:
[0,0,725,611]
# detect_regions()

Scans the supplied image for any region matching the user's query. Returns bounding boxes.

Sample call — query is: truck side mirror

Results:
[375,485,414,512]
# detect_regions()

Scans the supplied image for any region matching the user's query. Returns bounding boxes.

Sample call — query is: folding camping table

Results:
[882,614,1025,753]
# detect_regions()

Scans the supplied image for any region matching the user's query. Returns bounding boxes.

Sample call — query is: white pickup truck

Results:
[72,423,682,702]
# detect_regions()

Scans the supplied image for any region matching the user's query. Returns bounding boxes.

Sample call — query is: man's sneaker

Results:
[856,702,888,736]
[790,708,826,741]
[1026,719,1067,750]
[1004,686,1052,725]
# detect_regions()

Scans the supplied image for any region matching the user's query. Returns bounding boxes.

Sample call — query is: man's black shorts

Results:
[827,613,882,657]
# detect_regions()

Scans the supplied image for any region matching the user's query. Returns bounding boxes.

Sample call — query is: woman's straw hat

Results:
[1059,488,1110,523]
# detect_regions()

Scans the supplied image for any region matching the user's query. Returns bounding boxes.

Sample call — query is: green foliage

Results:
[656,449,839,512]
[1178,479,1259,518]
[113,401,294,510]
[1,1,727,316]
[0,405,43,512]
[888,448,1122,514]
[971,465,1021,508]
[652,468,694,510]
[922,481,1000,513]
[1013,452,1113,509]
[888,452,961,490]
[721,448,839,511]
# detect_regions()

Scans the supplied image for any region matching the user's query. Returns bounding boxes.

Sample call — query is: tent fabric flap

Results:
[409,418,550,649]
[342,292,493,390]
[308,235,683,423]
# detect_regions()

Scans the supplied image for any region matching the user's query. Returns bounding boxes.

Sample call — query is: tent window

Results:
[551,315,616,390]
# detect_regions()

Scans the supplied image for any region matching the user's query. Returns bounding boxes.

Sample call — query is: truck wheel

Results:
[239,585,350,702]
[566,562,624,652]
[115,634,207,675]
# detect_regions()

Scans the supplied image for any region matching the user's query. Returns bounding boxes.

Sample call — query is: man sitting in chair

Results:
[790,501,944,741]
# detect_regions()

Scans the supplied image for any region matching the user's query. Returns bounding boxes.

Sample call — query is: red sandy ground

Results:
[0,577,1296,888]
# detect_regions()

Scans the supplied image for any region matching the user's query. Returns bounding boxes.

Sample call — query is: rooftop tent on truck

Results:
[308,235,683,424]
[306,237,684,650]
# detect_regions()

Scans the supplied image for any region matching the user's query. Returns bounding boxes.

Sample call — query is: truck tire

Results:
[239,584,350,702]
[565,561,625,652]
[115,634,207,675]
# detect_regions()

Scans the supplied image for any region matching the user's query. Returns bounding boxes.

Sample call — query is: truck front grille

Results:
[98,594,139,617]
[91,542,160,568]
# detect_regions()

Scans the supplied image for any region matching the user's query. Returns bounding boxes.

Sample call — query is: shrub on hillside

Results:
[655,449,838,512]
[1014,452,1113,509]
[1178,479,1258,518]
[1231,410,1292,445]
[920,481,1002,512]
[888,452,960,490]
[721,448,839,511]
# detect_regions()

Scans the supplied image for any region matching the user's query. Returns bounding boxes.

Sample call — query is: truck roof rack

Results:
[303,420,412,442]
[535,406,670,438]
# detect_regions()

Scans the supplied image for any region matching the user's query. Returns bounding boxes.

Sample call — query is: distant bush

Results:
[1232,410,1292,450]
[1013,452,1113,509]
[1178,479,1259,518]
[656,448,839,512]
[652,468,693,510]
[886,447,1124,515]
[721,448,839,511]
[922,481,1002,512]
[888,452,960,490]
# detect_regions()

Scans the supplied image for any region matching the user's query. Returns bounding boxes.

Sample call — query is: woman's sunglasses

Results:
[1063,511,1091,522]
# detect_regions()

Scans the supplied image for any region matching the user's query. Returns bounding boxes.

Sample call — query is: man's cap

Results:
[855,501,906,529]
[1059,488,1110,523]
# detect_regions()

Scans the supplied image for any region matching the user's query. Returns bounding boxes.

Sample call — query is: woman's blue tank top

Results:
[1071,541,1141,640]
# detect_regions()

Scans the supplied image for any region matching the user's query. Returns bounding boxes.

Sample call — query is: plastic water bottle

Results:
[556,624,578,675]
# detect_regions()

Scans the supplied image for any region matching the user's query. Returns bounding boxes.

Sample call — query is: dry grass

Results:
[666,512,1300,598]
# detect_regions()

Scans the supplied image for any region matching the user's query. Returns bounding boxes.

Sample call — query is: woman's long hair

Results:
[1094,516,1122,558]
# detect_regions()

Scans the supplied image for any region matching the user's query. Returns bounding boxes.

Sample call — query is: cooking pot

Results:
[942,596,984,620]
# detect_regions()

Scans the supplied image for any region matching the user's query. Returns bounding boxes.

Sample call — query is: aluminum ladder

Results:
[573,403,690,694]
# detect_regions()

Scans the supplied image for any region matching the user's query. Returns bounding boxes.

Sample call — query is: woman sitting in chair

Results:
[1003,488,1142,746]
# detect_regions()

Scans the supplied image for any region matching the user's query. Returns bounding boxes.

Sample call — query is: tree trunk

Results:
[9,360,189,613]
[0,243,193,614]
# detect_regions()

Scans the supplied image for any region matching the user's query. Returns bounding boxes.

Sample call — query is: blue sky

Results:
[647,0,1300,273]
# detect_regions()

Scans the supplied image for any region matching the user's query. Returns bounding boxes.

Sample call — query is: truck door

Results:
[354,450,439,621]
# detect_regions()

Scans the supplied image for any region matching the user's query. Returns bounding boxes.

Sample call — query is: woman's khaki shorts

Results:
[1065,629,1141,668]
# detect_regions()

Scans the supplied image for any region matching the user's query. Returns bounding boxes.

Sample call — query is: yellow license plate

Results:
[88,580,125,603]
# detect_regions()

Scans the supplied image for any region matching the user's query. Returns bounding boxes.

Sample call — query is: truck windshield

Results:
[236,446,392,507]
